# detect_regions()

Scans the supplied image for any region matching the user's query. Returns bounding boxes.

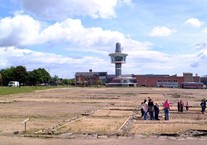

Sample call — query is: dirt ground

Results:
[0,87,207,145]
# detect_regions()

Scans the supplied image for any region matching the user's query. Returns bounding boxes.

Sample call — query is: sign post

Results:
[22,118,30,132]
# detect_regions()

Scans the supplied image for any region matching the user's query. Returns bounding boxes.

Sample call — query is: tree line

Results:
[0,66,75,86]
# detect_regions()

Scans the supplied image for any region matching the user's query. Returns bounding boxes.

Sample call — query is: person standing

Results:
[140,102,144,118]
[200,99,206,114]
[177,100,181,112]
[186,101,189,111]
[142,101,148,120]
[163,99,170,120]
[154,103,160,120]
[148,99,154,120]
[180,100,184,113]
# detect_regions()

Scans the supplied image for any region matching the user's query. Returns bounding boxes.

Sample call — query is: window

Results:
[115,56,123,61]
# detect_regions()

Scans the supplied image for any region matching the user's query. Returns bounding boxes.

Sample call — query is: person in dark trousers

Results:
[180,100,184,113]
[140,102,144,118]
[154,103,160,120]
[148,98,154,120]
[177,100,181,112]
[200,99,206,114]
[186,101,189,111]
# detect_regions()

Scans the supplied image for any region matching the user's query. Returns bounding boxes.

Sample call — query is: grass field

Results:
[0,86,62,95]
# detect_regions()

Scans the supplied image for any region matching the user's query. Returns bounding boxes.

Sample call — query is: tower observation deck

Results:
[109,42,128,76]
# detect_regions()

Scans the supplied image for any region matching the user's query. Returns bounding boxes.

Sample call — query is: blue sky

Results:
[0,0,207,78]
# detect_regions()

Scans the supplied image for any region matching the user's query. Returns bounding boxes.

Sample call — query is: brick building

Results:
[75,71,201,88]
[135,73,200,87]
[75,69,107,86]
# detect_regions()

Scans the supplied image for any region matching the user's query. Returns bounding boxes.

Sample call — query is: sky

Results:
[0,0,207,78]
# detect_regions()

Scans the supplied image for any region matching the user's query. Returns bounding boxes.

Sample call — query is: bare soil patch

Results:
[0,87,207,144]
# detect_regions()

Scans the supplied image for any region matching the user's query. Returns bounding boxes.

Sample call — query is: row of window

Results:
[157,80,178,82]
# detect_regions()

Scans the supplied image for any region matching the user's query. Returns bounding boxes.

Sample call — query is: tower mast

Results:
[109,42,128,76]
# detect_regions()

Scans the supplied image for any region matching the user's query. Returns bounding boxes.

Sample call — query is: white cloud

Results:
[185,18,203,28]
[0,14,41,46]
[0,46,107,76]
[0,14,126,49]
[0,40,202,78]
[189,41,207,70]
[0,14,200,77]
[149,26,176,37]
[195,41,207,60]
[204,28,207,33]
[0,13,204,77]
[40,18,125,48]
[21,0,118,19]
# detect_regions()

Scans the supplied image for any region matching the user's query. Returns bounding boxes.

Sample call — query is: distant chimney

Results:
[89,69,92,72]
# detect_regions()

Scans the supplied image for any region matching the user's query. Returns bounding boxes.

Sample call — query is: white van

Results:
[8,81,20,87]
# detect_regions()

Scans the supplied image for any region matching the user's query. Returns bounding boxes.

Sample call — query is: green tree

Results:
[0,73,2,86]
[27,71,36,86]
[0,66,15,86]
[14,66,27,85]
[27,68,51,85]
[62,79,70,85]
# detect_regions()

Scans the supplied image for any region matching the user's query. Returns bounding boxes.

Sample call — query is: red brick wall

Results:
[136,75,184,87]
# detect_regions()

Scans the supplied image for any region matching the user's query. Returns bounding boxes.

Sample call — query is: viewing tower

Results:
[109,42,128,76]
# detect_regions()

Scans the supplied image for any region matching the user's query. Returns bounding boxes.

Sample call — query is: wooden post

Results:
[22,118,30,132]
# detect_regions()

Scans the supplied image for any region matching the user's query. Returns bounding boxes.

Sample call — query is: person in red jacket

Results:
[163,99,170,120]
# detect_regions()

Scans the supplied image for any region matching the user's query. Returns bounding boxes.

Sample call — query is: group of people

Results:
[177,100,189,112]
[140,97,207,121]
[177,99,207,114]
[140,97,170,121]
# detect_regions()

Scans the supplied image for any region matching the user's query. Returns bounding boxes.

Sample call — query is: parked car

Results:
[8,81,20,87]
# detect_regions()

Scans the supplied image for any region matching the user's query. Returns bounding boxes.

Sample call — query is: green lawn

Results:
[0,86,59,95]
